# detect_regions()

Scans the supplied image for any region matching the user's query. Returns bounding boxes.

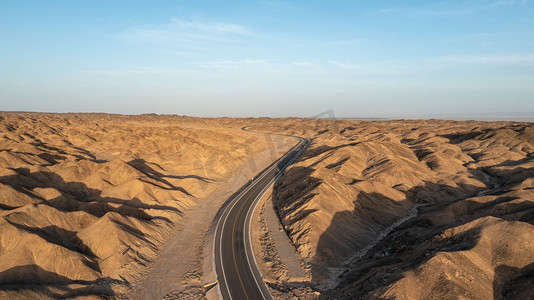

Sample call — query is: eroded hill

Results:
[259,119,534,299]
[0,113,270,298]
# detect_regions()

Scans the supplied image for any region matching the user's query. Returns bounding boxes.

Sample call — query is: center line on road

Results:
[231,185,255,300]
[214,126,309,300]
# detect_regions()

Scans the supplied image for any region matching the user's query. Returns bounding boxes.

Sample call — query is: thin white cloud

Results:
[83,68,163,76]
[379,7,466,17]
[293,61,321,69]
[440,54,534,64]
[328,60,361,70]
[326,59,437,76]
[200,59,271,69]
[118,17,252,46]
[379,1,528,18]
[169,17,250,35]
[82,67,203,78]
[330,39,362,46]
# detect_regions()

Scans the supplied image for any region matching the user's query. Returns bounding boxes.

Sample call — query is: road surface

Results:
[213,127,308,300]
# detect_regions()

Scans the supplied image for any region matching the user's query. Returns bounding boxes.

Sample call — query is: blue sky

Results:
[1,1,533,117]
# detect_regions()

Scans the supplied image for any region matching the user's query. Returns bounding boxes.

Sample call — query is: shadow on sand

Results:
[0,149,213,297]
[0,265,117,298]
[270,156,534,299]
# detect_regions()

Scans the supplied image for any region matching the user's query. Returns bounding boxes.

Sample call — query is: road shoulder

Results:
[127,131,293,300]
[251,185,319,299]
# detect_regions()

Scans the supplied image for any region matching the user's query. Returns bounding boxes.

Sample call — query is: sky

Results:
[1,0,533,118]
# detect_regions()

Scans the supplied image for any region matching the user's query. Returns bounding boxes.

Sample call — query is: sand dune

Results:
[0,112,269,298]
[258,119,534,299]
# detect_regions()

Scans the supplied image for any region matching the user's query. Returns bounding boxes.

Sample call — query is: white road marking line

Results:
[215,143,289,299]
[213,126,308,300]
[244,139,307,300]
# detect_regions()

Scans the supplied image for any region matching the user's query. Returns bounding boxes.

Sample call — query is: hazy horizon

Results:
[1,1,533,117]
[3,110,534,123]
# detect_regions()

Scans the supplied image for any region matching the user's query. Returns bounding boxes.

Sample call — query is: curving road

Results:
[213,127,308,300]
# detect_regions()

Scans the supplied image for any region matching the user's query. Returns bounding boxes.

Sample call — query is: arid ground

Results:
[0,112,293,299]
[1,113,533,299]
[255,118,534,299]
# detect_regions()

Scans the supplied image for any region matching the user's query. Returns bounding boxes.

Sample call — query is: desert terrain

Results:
[2,113,534,300]
[256,118,534,299]
[0,112,295,299]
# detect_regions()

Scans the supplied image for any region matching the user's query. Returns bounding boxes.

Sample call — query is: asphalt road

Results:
[214,127,308,300]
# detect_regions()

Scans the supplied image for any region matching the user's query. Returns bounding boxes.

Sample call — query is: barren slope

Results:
[259,119,534,299]
[0,112,269,298]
